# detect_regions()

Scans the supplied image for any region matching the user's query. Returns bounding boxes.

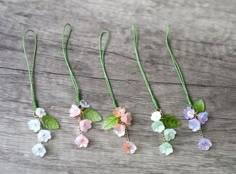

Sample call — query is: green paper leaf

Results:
[193,99,205,113]
[83,108,102,122]
[102,115,119,130]
[161,114,181,128]
[40,115,60,130]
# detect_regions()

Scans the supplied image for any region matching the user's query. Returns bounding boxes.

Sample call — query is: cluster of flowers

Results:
[112,107,137,154]
[27,108,51,157]
[183,107,212,150]
[151,111,176,155]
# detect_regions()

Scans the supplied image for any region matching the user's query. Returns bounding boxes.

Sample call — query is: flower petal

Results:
[183,107,195,120]
[151,111,162,121]
[79,99,90,108]
[123,141,137,154]
[121,112,132,125]
[69,105,81,117]
[188,118,201,132]
[37,130,51,142]
[151,121,165,133]
[32,143,46,157]
[164,129,176,141]
[74,134,89,148]
[113,124,126,137]
[35,108,46,118]
[27,119,41,132]
[113,107,126,118]
[198,138,212,151]
[159,142,173,155]
[80,119,92,132]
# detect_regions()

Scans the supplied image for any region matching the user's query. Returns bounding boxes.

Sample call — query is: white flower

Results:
[27,119,41,132]
[32,143,46,157]
[37,130,51,142]
[151,111,162,121]
[79,99,90,108]
[113,124,126,137]
[35,108,46,118]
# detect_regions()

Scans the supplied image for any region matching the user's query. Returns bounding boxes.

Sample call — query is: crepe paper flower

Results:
[152,121,165,133]
[197,111,208,124]
[121,112,132,125]
[113,124,126,137]
[159,142,173,155]
[151,111,162,121]
[198,138,212,151]
[122,141,137,154]
[164,129,176,141]
[28,119,41,132]
[74,134,89,148]
[183,107,195,120]
[79,119,92,132]
[69,104,81,117]
[80,99,90,108]
[37,130,51,143]
[188,118,201,132]
[35,108,46,118]
[113,107,126,118]
[32,143,46,157]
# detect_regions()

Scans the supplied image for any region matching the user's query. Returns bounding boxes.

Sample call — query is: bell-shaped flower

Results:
[69,105,81,117]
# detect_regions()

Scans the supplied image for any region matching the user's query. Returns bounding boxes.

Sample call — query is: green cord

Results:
[62,24,80,105]
[131,24,160,110]
[165,25,193,107]
[99,31,118,108]
[22,30,38,110]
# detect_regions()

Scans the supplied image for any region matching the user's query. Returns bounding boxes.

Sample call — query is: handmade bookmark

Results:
[99,31,137,154]
[22,30,60,157]
[165,25,212,151]
[131,25,181,155]
[62,24,102,148]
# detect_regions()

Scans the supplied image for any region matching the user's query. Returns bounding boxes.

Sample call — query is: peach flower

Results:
[80,119,92,132]
[113,107,126,118]
[113,124,126,137]
[74,134,89,148]
[123,141,137,154]
[121,112,132,125]
[69,105,81,117]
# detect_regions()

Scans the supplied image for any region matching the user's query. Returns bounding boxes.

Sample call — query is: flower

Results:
[69,104,81,117]
[35,108,46,118]
[164,129,176,141]
[27,119,41,132]
[159,142,173,155]
[121,112,132,125]
[32,143,46,157]
[79,99,90,108]
[183,107,195,119]
[113,124,126,137]
[151,121,165,133]
[74,134,89,148]
[197,112,208,124]
[188,118,201,132]
[151,111,162,121]
[122,141,137,154]
[113,107,126,118]
[79,119,92,132]
[37,130,51,142]
[198,138,212,151]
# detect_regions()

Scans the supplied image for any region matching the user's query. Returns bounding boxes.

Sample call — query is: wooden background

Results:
[0,0,235,173]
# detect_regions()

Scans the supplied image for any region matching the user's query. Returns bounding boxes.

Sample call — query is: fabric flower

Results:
[35,108,46,118]
[27,119,41,132]
[113,124,126,137]
[183,107,195,119]
[198,138,212,151]
[113,107,126,118]
[122,141,137,154]
[159,142,173,155]
[79,119,92,132]
[37,130,51,142]
[32,143,46,157]
[121,112,132,125]
[151,121,165,133]
[197,111,208,124]
[188,118,201,132]
[79,99,90,108]
[74,134,89,148]
[164,129,176,141]
[69,104,81,117]
[151,111,162,121]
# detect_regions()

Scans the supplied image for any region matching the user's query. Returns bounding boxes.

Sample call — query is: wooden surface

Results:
[0,0,236,173]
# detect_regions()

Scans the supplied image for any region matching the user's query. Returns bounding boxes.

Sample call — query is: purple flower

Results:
[183,107,195,119]
[198,138,212,151]
[188,118,201,132]
[197,112,208,124]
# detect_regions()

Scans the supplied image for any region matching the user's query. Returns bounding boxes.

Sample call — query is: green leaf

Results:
[193,99,205,113]
[102,115,119,130]
[161,114,181,128]
[83,108,102,122]
[40,115,60,130]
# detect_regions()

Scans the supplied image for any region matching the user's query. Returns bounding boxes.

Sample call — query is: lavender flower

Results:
[188,118,201,132]
[183,107,195,120]
[197,112,208,124]
[198,138,212,151]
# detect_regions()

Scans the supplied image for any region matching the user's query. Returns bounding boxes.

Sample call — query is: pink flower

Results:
[80,119,92,132]
[121,112,132,125]
[113,124,126,137]
[123,141,137,154]
[113,107,126,118]
[69,105,81,117]
[74,134,89,148]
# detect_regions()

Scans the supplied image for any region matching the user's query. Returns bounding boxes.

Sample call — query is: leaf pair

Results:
[161,114,181,128]
[193,99,205,113]
[102,115,119,130]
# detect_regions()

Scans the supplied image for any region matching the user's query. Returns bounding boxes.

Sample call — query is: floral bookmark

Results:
[22,30,60,157]
[99,31,137,154]
[62,24,102,148]
[165,25,212,151]
[131,25,181,155]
